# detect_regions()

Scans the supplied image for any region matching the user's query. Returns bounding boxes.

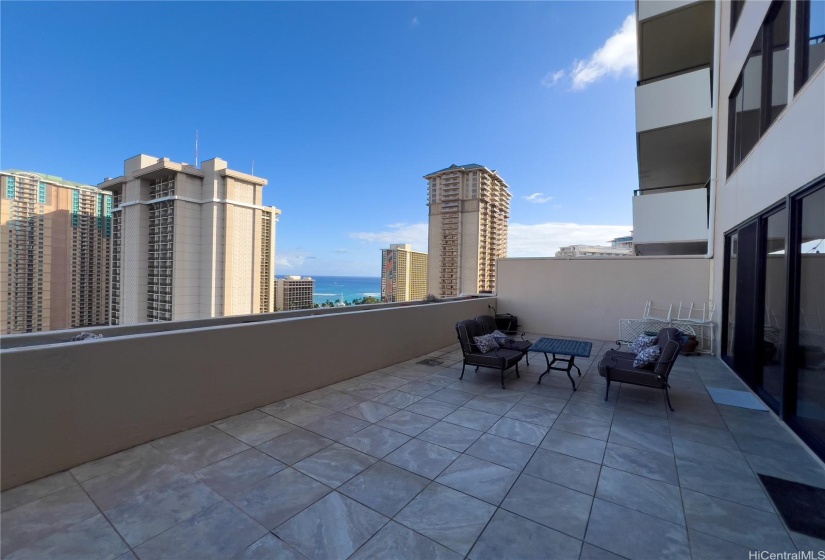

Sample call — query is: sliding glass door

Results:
[794,187,825,448]
[723,180,825,459]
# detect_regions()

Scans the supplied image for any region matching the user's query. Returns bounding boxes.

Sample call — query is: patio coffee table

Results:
[530,337,592,390]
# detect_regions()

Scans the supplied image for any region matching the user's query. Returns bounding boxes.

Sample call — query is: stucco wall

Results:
[0,297,490,489]
[497,257,711,341]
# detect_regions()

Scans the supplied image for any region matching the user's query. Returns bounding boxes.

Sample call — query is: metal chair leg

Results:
[460,363,466,380]
[515,362,520,378]
[605,378,611,402]
[664,385,674,411]
[501,369,505,389]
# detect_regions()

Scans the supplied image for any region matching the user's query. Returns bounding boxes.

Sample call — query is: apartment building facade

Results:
[636,0,824,456]
[555,245,633,257]
[380,243,428,302]
[99,155,280,324]
[1,171,111,334]
[275,276,315,311]
[425,164,511,297]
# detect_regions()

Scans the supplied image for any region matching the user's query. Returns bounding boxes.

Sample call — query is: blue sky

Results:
[2,1,637,276]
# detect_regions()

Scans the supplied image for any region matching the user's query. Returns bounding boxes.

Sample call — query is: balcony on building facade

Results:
[632,186,709,255]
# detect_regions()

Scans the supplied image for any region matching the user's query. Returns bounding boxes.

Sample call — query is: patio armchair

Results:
[598,327,681,410]
[474,314,532,365]
[456,319,523,389]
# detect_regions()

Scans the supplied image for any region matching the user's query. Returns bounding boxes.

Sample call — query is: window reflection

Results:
[796,188,825,443]
[729,30,762,174]
[797,0,825,92]
[762,209,787,404]
[727,233,738,358]
[767,1,790,127]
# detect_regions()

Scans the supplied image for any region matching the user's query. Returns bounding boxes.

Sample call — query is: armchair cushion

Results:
[629,335,657,354]
[474,334,499,353]
[490,330,512,345]
[633,345,661,368]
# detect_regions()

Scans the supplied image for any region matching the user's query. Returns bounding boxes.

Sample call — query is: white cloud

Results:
[540,69,566,88]
[544,13,636,91]
[508,222,632,257]
[349,222,428,253]
[275,251,316,272]
[524,192,553,204]
[410,16,420,28]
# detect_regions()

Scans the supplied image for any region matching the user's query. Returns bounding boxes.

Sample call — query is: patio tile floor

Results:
[3,338,825,559]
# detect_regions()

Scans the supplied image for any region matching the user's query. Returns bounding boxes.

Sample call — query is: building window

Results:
[795,0,825,93]
[731,1,746,36]
[728,30,763,175]
[727,1,791,176]
[5,176,15,199]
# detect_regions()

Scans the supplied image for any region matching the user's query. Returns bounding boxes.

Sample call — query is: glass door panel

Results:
[761,208,787,407]
[795,187,825,445]
[726,233,739,361]
[733,221,761,385]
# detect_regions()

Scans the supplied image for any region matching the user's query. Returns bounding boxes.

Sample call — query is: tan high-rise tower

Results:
[99,155,281,325]
[1,170,111,334]
[381,244,428,302]
[425,164,511,297]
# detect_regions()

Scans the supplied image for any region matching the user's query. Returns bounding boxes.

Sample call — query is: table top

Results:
[530,337,592,358]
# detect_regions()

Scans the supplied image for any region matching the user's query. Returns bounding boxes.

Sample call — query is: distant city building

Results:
[555,244,633,257]
[275,276,315,310]
[1,170,111,334]
[556,235,634,257]
[610,235,634,251]
[381,244,428,302]
[99,155,280,324]
[425,164,511,297]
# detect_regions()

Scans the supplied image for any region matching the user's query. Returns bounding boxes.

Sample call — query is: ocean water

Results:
[311,276,381,305]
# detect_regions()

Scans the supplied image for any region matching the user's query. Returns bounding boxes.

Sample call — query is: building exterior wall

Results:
[709,0,824,322]
[497,257,711,341]
[425,164,511,297]
[1,171,111,334]
[381,244,428,302]
[275,277,315,311]
[100,155,280,325]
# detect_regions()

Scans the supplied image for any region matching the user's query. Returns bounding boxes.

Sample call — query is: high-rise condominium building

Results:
[1,170,111,334]
[381,244,428,302]
[425,164,511,297]
[275,276,315,311]
[99,155,281,324]
[633,0,824,455]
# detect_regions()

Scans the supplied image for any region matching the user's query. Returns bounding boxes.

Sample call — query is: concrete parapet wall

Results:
[0,297,490,489]
[497,257,711,342]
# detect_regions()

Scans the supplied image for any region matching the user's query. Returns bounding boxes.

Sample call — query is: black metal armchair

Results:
[474,314,532,365]
[456,319,523,389]
[597,327,682,410]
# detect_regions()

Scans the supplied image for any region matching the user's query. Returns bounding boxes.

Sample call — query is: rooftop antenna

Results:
[195,130,199,167]
[251,160,255,175]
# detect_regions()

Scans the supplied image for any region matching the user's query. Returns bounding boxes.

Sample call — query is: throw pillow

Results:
[629,335,656,354]
[474,334,499,353]
[491,330,514,347]
[633,345,661,368]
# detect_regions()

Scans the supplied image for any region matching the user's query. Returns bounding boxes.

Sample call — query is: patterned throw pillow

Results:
[473,334,499,353]
[491,330,514,347]
[633,345,661,368]
[629,335,656,354]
